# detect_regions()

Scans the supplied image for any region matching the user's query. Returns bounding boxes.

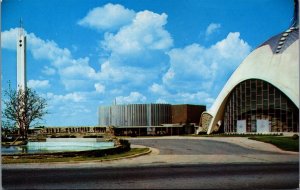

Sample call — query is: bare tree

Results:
[3,85,48,140]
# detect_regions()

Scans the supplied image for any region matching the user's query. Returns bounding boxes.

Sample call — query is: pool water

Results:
[2,138,115,154]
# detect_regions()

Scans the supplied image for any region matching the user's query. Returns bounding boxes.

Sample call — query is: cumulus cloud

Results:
[59,57,96,78]
[2,4,252,122]
[205,23,221,37]
[1,24,166,95]
[116,92,147,104]
[153,32,251,106]
[2,28,71,66]
[149,83,168,95]
[27,80,50,89]
[163,32,251,90]
[42,66,56,75]
[101,10,173,55]
[166,44,213,82]
[78,3,135,31]
[1,28,100,91]
[96,61,156,86]
[93,9,173,91]
[175,91,214,105]
[211,32,250,61]
[1,28,18,50]
[46,92,85,103]
[94,83,105,93]
[42,92,94,125]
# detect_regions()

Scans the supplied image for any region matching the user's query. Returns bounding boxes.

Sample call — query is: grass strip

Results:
[2,148,150,164]
[248,136,299,152]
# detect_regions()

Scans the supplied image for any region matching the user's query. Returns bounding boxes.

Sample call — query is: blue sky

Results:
[1,0,294,126]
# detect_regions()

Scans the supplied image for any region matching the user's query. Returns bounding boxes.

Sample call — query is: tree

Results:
[3,85,48,140]
[1,120,18,139]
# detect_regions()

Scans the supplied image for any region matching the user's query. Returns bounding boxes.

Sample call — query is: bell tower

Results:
[17,19,26,91]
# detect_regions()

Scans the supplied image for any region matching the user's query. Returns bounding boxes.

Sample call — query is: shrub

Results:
[83,135,103,138]
[119,139,131,151]
[292,134,299,140]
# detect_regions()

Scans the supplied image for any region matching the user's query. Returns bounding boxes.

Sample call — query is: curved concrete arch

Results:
[206,30,299,134]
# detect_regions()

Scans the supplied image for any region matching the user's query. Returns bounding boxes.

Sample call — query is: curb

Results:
[99,148,152,162]
[2,147,152,166]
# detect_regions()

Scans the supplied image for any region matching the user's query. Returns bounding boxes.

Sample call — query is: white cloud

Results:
[2,26,164,94]
[1,28,18,50]
[205,23,221,37]
[163,32,251,91]
[2,28,72,66]
[27,80,50,89]
[92,10,173,90]
[149,83,168,95]
[176,91,213,104]
[166,44,213,83]
[42,92,93,125]
[212,32,250,61]
[46,92,85,103]
[94,83,105,93]
[42,66,56,75]
[59,57,96,78]
[1,28,101,91]
[95,61,159,88]
[156,32,251,108]
[78,3,135,31]
[101,10,173,55]
[162,68,175,84]
[61,80,93,91]
[116,92,146,104]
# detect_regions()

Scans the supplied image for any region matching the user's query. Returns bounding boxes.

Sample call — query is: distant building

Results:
[99,104,171,127]
[98,103,206,136]
[171,104,206,124]
[171,104,206,134]
[36,126,107,135]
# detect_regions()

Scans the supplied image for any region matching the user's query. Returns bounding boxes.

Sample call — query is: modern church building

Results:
[201,1,299,134]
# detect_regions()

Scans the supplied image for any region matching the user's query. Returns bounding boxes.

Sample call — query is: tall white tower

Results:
[17,20,26,91]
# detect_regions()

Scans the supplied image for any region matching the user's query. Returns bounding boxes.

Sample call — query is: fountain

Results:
[2,138,115,155]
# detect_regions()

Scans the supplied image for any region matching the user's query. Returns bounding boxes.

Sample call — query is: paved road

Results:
[128,138,283,155]
[2,163,299,189]
[2,137,299,189]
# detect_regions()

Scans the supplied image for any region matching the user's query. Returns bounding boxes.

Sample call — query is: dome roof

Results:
[204,1,299,134]
[259,27,298,54]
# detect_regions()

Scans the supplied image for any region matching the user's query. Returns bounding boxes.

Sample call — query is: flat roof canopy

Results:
[112,125,184,129]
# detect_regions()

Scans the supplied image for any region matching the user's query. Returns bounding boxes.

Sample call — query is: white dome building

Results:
[201,1,299,134]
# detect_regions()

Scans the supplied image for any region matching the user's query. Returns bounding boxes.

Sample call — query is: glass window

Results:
[257,96,262,104]
[223,79,298,133]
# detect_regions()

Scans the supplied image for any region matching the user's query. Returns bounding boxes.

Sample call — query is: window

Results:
[223,79,298,133]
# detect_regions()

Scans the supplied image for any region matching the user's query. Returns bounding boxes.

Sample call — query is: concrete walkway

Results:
[2,137,298,169]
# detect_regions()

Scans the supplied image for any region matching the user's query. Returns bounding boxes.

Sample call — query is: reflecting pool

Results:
[2,138,115,154]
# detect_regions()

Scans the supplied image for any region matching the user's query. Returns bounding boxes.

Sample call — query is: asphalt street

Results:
[128,138,284,155]
[2,163,299,189]
[2,137,299,189]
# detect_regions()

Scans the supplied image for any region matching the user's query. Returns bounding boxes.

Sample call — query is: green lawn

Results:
[248,136,299,152]
[2,148,150,164]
